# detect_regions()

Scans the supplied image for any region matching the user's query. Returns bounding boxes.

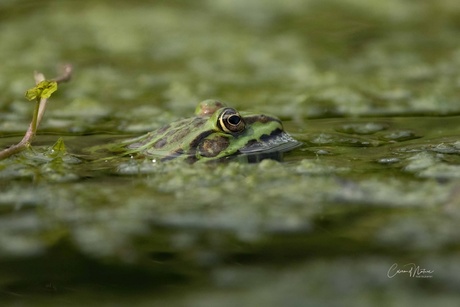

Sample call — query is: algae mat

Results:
[1,0,460,306]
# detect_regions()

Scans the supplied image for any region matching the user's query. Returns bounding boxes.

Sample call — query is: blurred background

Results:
[1,0,460,306]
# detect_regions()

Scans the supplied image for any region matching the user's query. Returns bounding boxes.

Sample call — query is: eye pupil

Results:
[218,108,245,134]
[228,115,240,125]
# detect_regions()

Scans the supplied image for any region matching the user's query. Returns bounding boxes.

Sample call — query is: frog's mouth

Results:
[238,129,302,161]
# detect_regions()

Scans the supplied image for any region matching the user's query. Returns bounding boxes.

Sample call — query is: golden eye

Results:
[218,108,245,134]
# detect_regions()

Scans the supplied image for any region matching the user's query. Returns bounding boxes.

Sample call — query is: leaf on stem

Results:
[25,80,58,101]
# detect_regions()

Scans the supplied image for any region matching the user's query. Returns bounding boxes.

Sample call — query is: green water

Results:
[1,0,460,305]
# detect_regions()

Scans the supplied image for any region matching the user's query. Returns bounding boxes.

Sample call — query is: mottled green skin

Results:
[117,100,300,163]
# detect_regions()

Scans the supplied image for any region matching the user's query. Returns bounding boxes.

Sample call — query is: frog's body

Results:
[103,100,300,163]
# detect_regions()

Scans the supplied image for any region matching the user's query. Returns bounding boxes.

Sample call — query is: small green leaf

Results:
[25,80,58,101]
[51,137,66,152]
[47,137,67,158]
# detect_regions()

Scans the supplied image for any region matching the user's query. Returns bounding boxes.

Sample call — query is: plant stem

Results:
[0,64,73,160]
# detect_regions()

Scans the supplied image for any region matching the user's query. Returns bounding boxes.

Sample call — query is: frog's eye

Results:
[218,108,245,134]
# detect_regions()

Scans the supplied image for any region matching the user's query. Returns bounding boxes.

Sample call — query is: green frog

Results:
[97,100,301,163]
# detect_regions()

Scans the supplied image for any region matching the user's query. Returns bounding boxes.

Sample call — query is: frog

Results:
[97,99,301,163]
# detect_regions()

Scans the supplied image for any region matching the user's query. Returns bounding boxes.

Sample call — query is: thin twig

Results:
[52,64,73,83]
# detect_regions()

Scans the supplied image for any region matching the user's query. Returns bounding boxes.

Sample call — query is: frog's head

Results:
[126,100,301,162]
[169,100,300,162]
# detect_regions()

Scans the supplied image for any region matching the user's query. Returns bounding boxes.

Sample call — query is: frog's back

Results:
[125,116,212,160]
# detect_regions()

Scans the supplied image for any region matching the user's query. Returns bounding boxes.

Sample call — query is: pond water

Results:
[1,0,460,306]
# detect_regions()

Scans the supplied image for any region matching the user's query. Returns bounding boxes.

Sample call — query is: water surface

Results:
[1,0,460,305]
